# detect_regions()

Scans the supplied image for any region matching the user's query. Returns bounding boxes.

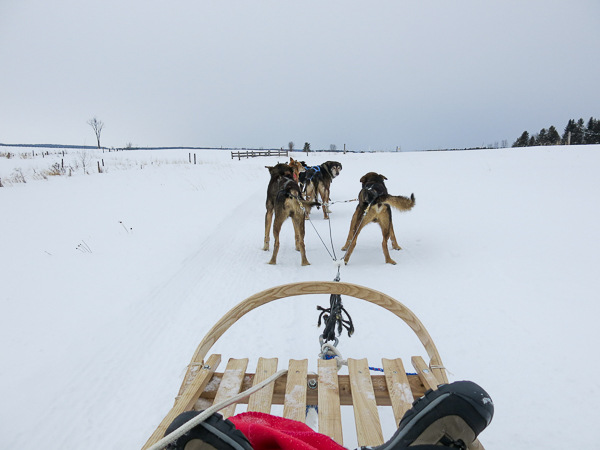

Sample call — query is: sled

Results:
[141,281,484,449]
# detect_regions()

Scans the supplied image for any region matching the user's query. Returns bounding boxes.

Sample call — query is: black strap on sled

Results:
[317,291,354,343]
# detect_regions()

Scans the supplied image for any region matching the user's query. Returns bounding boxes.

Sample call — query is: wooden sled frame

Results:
[142,281,480,449]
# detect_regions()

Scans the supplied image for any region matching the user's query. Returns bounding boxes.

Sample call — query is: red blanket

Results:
[230,412,346,450]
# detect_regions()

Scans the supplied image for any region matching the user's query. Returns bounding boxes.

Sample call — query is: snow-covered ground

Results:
[1,145,599,449]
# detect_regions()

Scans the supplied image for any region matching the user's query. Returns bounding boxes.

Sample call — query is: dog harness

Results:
[362,183,387,205]
[305,166,321,181]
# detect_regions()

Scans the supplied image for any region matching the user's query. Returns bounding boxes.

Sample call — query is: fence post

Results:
[194,154,197,164]
[97,161,101,173]
[190,153,192,163]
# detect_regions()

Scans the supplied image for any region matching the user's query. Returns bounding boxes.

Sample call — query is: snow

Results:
[1,145,599,449]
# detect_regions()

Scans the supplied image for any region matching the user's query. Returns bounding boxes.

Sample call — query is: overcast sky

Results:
[1,1,599,151]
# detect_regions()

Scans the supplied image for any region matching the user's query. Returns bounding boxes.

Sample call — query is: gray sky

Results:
[1,1,599,151]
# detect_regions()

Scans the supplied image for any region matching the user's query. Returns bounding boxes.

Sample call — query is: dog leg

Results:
[263,207,273,251]
[341,206,362,251]
[387,207,402,250]
[318,184,329,219]
[342,222,364,265]
[294,222,301,252]
[389,221,402,250]
[343,209,373,264]
[305,185,315,220]
[379,218,397,265]
[293,214,310,265]
[268,215,283,265]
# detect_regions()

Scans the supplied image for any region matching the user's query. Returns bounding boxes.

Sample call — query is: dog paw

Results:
[392,244,402,251]
[386,259,397,265]
[268,260,276,265]
[301,261,311,266]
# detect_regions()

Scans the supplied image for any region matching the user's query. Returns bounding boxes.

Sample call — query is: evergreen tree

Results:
[573,118,585,144]
[303,142,311,155]
[528,135,537,146]
[585,117,600,144]
[547,126,561,145]
[512,131,530,147]
[537,128,548,146]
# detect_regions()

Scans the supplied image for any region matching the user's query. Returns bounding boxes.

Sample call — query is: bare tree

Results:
[77,151,93,174]
[87,117,104,148]
[288,141,294,152]
[329,144,337,151]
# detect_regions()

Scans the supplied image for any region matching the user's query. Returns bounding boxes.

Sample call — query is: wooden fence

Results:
[231,149,288,160]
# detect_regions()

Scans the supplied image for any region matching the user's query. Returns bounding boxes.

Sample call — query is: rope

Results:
[328,198,358,205]
[319,340,348,371]
[431,364,454,376]
[339,201,373,263]
[305,214,336,261]
[148,369,288,450]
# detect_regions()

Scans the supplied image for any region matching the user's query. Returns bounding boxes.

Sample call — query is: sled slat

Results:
[318,358,343,445]
[247,357,278,413]
[382,358,415,425]
[283,359,308,423]
[411,356,440,391]
[142,354,221,450]
[348,358,384,447]
[212,358,249,419]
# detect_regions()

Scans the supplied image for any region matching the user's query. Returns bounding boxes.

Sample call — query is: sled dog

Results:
[298,160,342,219]
[341,172,415,265]
[263,164,319,265]
[288,157,306,183]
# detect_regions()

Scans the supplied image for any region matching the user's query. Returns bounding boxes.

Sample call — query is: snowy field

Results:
[1,145,599,449]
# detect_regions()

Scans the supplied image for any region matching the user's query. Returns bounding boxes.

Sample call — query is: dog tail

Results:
[300,199,322,212]
[379,193,415,211]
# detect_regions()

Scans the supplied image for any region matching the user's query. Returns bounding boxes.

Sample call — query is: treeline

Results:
[513,117,600,147]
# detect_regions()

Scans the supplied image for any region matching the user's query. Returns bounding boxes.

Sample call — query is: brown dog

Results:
[263,163,319,265]
[341,172,415,265]
[288,157,306,183]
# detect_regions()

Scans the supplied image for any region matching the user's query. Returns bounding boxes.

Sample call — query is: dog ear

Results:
[359,174,368,184]
[380,174,388,180]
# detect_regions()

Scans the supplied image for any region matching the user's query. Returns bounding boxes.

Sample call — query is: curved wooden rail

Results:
[189,281,447,383]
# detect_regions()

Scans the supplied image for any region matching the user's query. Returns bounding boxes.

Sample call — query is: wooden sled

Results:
[142,281,484,449]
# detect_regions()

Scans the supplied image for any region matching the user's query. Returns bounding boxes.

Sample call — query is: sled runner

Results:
[141,281,485,449]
